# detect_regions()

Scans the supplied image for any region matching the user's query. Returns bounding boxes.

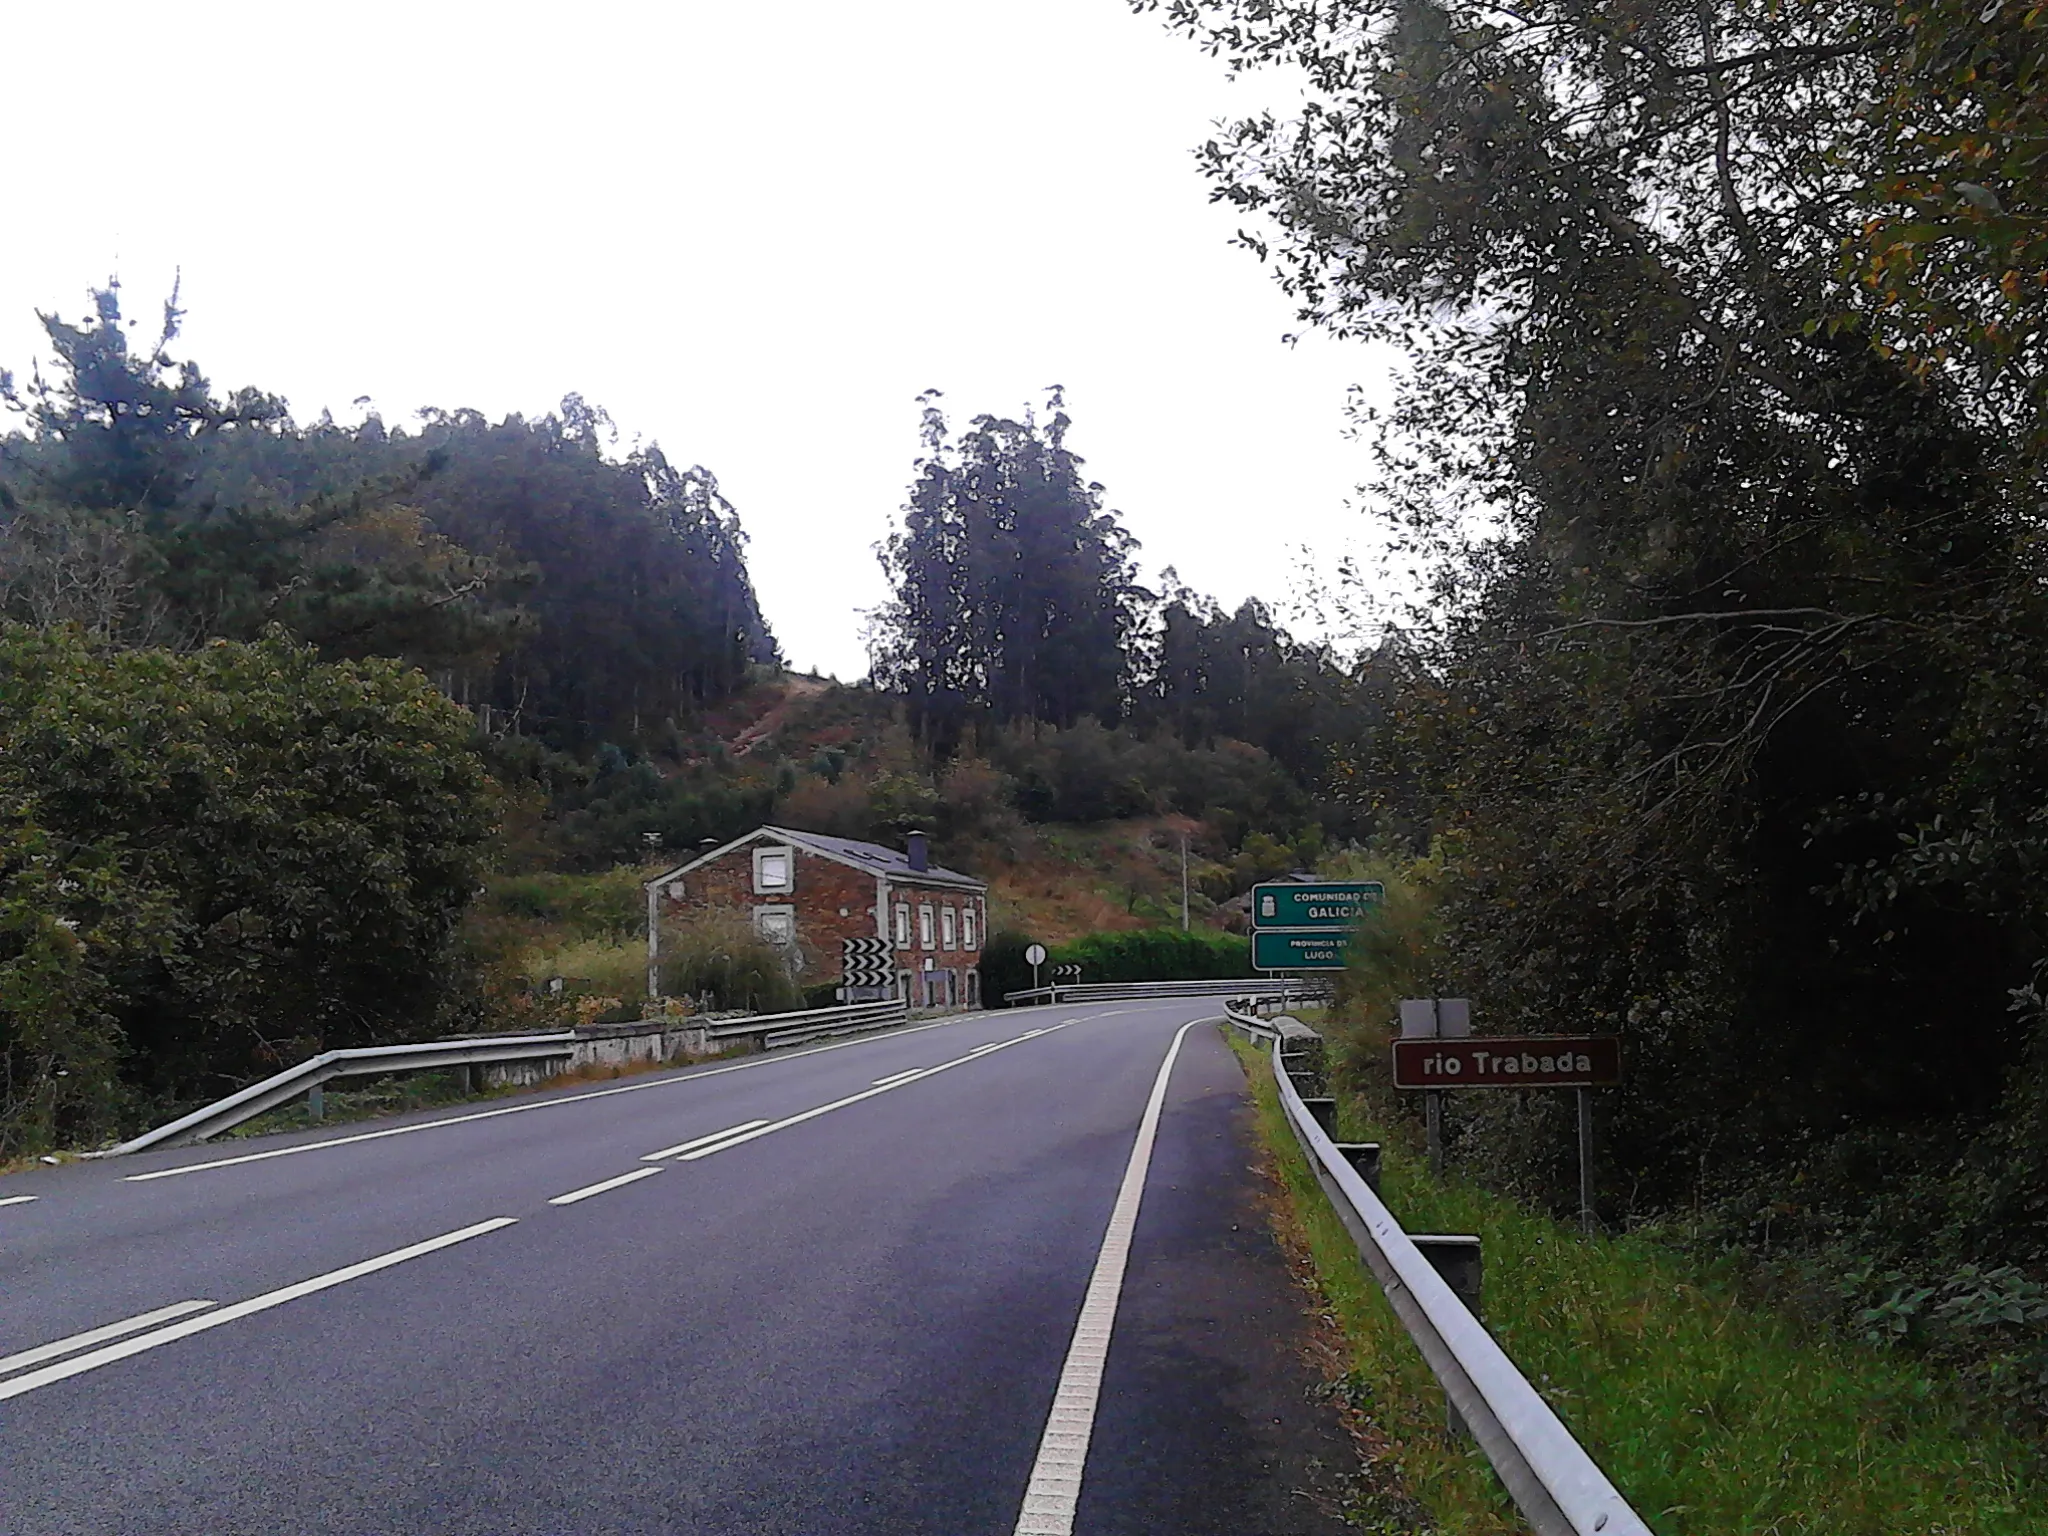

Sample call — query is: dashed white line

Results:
[0,1195,39,1208]
[0,1300,216,1377]
[641,1120,772,1162]
[0,1217,517,1403]
[871,1069,925,1088]
[548,1166,663,1206]
[1011,1018,1199,1536]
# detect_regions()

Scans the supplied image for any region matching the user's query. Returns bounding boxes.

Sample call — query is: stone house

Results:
[644,826,990,1009]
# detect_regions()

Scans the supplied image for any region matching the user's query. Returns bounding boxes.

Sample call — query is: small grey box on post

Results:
[1333,1141,1381,1194]
[1412,1233,1484,1439]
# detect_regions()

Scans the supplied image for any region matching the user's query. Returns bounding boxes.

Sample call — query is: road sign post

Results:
[1251,881,1385,929]
[1025,942,1047,996]
[1248,880,1385,973]
[1401,999,1469,1179]
[1392,1001,1620,1220]
[1578,1089,1596,1236]
[1251,929,1356,970]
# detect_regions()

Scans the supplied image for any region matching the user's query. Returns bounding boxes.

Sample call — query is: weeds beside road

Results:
[1227,1029,2048,1535]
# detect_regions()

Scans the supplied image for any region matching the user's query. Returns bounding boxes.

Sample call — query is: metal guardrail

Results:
[1222,998,1653,1536]
[702,998,909,1050]
[1003,977,1330,1007]
[99,1000,920,1158]
[95,1033,580,1156]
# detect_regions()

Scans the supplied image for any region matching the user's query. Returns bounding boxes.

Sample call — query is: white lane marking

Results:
[871,1069,924,1088]
[0,1195,38,1208]
[548,1166,663,1206]
[641,1120,772,1162]
[124,1014,983,1183]
[682,1024,1072,1162]
[0,1217,517,1403]
[0,1300,216,1377]
[1011,1019,1200,1536]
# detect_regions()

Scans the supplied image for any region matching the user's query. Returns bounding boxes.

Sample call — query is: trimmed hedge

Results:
[1052,927,1254,983]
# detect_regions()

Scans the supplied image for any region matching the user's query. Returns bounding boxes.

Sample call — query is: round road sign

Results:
[1025,943,1048,966]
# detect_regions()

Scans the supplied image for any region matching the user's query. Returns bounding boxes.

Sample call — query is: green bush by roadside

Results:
[1230,1027,2048,1534]
[0,624,493,1156]
[1053,926,1253,983]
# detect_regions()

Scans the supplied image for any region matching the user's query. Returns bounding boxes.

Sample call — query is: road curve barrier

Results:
[97,1000,915,1157]
[1221,998,1655,1536]
[1003,977,1332,1007]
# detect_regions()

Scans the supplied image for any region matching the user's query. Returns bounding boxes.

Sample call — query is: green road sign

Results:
[1250,881,1385,930]
[1252,928,1355,971]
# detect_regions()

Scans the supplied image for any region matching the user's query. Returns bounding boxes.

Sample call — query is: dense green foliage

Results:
[0,626,492,1153]
[1233,1027,2046,1534]
[0,285,777,753]
[1051,927,1252,983]
[1146,0,2048,1405]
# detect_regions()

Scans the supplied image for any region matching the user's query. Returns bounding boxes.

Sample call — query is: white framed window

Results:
[894,902,911,946]
[754,845,793,894]
[918,904,935,949]
[961,905,977,951]
[754,905,795,945]
[940,906,957,950]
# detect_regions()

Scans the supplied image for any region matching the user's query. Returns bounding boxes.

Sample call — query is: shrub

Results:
[656,912,804,1014]
[1053,927,1254,982]
[0,624,493,1153]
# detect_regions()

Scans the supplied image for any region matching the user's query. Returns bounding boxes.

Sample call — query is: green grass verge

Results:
[1225,1028,2047,1535]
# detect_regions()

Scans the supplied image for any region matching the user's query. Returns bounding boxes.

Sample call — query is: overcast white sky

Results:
[0,0,1394,679]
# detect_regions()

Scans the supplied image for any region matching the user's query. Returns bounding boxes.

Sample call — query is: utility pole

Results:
[1180,832,1190,932]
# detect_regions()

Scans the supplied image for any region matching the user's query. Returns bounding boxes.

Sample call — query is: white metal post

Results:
[646,880,661,1001]
[1180,833,1189,932]
[1577,1088,1596,1235]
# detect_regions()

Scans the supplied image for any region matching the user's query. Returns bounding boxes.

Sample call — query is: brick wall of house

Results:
[881,880,987,1007]
[659,836,986,1002]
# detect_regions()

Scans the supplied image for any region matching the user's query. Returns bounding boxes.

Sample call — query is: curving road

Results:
[0,1000,1360,1535]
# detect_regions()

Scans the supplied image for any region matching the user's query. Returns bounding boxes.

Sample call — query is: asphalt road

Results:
[0,1000,1362,1535]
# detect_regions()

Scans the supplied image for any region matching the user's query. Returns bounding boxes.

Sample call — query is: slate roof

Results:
[646,825,985,891]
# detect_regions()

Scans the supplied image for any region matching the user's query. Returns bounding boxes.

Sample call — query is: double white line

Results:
[3,1021,1074,1404]
[0,1219,515,1403]
[638,1026,1064,1166]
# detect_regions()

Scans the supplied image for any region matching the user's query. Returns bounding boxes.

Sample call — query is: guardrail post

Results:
[1333,1141,1381,1194]
[1413,1235,1483,1439]
[307,1084,324,1122]
[1302,1097,1338,1137]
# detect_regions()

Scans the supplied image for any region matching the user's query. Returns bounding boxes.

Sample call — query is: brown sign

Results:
[1392,1036,1621,1090]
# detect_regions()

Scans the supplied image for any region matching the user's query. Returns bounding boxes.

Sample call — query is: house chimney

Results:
[906,830,929,873]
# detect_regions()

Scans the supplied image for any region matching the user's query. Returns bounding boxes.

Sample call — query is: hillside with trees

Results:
[0,290,1379,1155]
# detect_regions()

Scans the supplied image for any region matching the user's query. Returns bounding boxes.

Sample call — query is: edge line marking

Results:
[1010,1019,1201,1536]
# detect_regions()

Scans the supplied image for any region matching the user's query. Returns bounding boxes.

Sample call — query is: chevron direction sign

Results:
[841,936,894,989]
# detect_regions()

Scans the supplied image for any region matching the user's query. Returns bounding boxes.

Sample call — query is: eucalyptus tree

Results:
[875,390,1147,749]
